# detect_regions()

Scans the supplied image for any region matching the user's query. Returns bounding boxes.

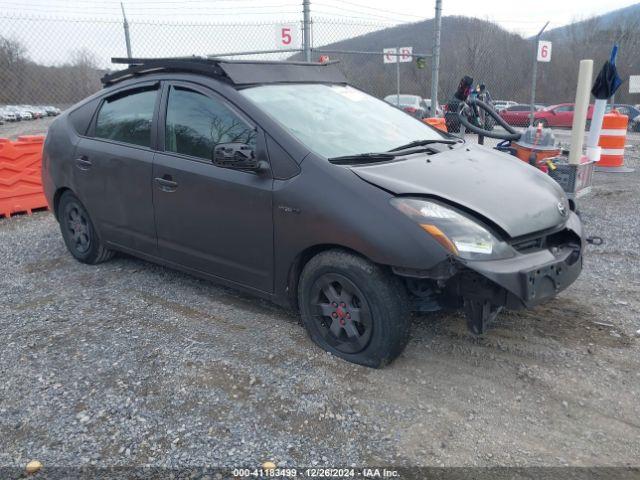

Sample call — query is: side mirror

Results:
[213,142,268,173]
[550,110,557,115]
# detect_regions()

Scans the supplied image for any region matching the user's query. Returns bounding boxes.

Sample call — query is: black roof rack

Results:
[101,56,347,87]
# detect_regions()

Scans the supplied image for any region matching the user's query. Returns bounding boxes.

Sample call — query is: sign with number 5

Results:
[275,24,299,49]
[537,41,552,62]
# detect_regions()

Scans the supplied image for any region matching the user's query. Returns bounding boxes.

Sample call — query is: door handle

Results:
[75,155,92,170]
[154,176,178,192]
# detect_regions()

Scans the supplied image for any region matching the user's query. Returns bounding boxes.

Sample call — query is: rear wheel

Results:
[298,250,410,368]
[57,191,114,264]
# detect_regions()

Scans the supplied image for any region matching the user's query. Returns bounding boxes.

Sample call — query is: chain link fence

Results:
[2,12,640,148]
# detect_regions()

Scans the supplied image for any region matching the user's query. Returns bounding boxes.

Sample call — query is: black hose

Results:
[456,99,522,141]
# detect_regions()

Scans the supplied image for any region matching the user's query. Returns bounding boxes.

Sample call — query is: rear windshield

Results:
[241,84,442,158]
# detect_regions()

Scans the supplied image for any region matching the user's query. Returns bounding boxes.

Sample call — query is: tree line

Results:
[1,12,639,107]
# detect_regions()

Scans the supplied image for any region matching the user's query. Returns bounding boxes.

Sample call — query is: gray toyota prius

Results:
[42,57,584,367]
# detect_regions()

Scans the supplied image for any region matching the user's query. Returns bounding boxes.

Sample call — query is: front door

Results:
[73,84,159,253]
[152,83,274,293]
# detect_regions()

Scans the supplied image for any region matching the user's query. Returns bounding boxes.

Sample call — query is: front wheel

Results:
[298,250,411,368]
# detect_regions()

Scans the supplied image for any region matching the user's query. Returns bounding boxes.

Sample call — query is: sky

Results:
[1,0,638,65]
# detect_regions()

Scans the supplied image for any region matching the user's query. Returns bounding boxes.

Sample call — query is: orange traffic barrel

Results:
[423,117,448,132]
[597,110,633,172]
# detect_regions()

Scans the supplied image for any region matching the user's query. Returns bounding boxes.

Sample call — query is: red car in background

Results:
[532,103,594,128]
[499,104,540,127]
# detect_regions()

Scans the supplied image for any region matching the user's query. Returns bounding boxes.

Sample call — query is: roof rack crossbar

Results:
[101,58,227,86]
[110,56,214,66]
[100,56,347,87]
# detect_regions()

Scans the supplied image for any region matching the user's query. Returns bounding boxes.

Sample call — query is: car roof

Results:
[101,56,347,88]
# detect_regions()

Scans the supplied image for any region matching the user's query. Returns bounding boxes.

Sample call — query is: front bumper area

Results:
[463,241,582,309]
[463,211,583,309]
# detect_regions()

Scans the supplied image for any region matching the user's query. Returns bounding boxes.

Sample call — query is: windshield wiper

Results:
[328,152,396,165]
[387,138,461,152]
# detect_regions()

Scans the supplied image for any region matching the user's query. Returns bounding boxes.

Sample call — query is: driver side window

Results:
[165,86,256,161]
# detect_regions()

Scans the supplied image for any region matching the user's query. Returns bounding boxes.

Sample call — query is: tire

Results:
[57,191,114,264]
[298,249,410,368]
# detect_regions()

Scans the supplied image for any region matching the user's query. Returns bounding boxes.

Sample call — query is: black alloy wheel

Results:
[64,201,92,255]
[57,191,114,264]
[309,273,373,354]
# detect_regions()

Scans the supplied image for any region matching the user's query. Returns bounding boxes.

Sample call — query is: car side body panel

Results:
[270,154,450,305]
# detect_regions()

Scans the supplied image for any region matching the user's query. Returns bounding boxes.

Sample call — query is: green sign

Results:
[416,56,426,69]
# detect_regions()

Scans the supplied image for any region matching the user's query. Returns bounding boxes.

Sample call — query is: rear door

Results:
[73,83,160,254]
[152,82,274,292]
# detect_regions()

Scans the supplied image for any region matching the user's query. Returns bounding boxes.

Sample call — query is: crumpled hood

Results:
[351,144,569,238]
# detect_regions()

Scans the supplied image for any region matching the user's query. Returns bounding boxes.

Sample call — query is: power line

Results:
[316,0,425,19]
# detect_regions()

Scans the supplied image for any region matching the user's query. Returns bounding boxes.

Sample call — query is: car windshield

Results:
[241,84,443,158]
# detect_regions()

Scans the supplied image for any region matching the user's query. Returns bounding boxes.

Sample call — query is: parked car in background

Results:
[493,100,517,111]
[6,106,23,120]
[383,94,429,119]
[0,108,17,122]
[606,104,640,131]
[44,106,61,116]
[34,106,49,118]
[499,104,541,127]
[19,105,40,119]
[18,109,33,120]
[532,103,595,128]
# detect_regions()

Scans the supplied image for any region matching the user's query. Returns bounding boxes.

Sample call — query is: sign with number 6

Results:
[537,41,552,62]
[275,24,299,49]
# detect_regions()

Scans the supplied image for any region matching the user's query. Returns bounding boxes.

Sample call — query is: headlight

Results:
[390,197,514,260]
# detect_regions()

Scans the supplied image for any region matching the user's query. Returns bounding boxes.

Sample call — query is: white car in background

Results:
[493,100,518,111]
[0,108,17,122]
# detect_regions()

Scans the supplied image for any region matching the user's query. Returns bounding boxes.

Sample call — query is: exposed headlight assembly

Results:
[390,197,514,260]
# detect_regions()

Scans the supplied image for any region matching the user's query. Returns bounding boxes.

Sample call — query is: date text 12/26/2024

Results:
[232,468,400,478]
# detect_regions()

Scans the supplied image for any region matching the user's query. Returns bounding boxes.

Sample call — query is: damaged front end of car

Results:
[392,202,584,335]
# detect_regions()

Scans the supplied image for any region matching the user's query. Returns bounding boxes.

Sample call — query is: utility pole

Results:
[121,2,132,59]
[396,47,400,105]
[430,0,442,115]
[303,0,311,62]
[529,21,549,126]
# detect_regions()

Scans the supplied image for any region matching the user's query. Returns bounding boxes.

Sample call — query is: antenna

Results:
[121,2,132,59]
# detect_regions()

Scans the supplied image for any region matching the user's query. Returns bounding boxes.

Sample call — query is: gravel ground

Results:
[1,144,639,475]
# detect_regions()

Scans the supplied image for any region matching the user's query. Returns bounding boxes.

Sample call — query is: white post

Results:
[586,98,606,161]
[568,59,593,165]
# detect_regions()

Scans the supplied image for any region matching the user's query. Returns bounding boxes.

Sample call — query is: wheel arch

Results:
[285,243,374,311]
[52,186,73,220]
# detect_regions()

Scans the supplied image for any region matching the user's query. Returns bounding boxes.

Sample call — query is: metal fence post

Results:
[529,21,549,126]
[396,47,400,105]
[120,2,132,59]
[303,0,311,62]
[430,0,442,115]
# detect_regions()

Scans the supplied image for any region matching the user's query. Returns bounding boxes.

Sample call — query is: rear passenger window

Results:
[165,86,256,161]
[95,87,157,147]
